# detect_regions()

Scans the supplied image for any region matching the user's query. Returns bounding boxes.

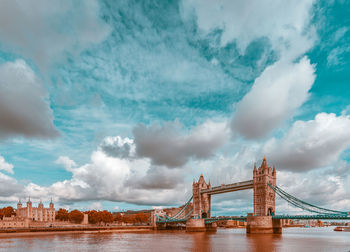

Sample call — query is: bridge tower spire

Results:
[253,157,276,216]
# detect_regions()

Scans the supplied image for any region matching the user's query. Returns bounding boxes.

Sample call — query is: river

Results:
[0,227,349,251]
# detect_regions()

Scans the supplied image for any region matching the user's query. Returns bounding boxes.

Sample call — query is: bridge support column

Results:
[150,211,157,230]
[205,222,217,232]
[186,218,217,232]
[186,218,206,232]
[246,216,282,234]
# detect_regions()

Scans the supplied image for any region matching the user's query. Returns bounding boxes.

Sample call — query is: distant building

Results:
[0,215,28,229]
[16,198,55,222]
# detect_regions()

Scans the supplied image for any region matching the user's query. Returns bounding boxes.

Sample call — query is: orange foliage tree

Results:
[113,212,149,224]
[68,209,84,223]
[100,210,114,224]
[56,208,69,221]
[86,210,114,224]
[86,210,99,224]
[0,206,16,219]
[134,212,149,223]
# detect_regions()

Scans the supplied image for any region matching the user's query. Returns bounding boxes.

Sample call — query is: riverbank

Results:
[0,226,154,237]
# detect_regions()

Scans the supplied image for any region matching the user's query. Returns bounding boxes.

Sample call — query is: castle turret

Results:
[49,198,54,209]
[27,197,32,208]
[38,199,43,209]
[17,199,22,209]
[27,197,32,219]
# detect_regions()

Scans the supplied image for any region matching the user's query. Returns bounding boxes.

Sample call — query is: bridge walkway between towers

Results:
[200,180,253,195]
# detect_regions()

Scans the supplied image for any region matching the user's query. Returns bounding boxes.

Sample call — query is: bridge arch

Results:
[268,207,274,216]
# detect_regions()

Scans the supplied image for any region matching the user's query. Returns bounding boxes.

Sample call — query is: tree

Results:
[114,213,123,223]
[0,206,16,219]
[100,210,113,224]
[68,209,84,224]
[56,208,69,221]
[87,210,100,224]
[135,212,149,224]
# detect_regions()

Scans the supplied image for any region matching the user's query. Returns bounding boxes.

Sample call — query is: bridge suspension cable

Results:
[268,183,348,215]
[155,196,193,223]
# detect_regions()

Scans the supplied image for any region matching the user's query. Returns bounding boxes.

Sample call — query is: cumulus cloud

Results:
[0,60,59,139]
[0,0,110,69]
[277,169,350,212]
[0,155,14,174]
[0,172,23,197]
[99,136,135,159]
[56,156,77,172]
[0,135,188,205]
[182,0,318,140]
[133,120,229,167]
[40,140,189,205]
[231,57,316,139]
[264,113,350,171]
[130,166,184,190]
[88,202,103,211]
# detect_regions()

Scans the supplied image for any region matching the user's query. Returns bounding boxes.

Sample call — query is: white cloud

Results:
[232,57,316,139]
[99,136,135,159]
[56,156,77,172]
[276,169,350,213]
[133,120,229,167]
[0,0,110,69]
[0,60,59,139]
[88,202,103,211]
[264,113,350,171]
[327,46,350,66]
[0,172,23,197]
[181,0,315,57]
[43,146,189,205]
[0,156,14,174]
[182,0,318,140]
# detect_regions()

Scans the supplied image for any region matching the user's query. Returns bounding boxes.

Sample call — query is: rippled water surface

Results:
[0,227,349,252]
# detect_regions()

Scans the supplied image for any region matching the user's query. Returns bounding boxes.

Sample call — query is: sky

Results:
[0,0,349,215]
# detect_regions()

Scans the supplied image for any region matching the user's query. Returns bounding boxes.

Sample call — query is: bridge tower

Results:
[253,157,276,216]
[192,174,211,219]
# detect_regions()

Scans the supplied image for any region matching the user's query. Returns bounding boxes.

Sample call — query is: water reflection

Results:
[191,232,214,252]
[246,233,281,252]
[0,227,349,252]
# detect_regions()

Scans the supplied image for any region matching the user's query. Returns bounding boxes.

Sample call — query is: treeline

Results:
[114,212,149,224]
[55,208,149,224]
[56,209,85,223]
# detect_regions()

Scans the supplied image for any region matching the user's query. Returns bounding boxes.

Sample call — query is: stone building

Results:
[192,174,211,219]
[0,216,28,229]
[16,198,55,222]
[253,157,276,216]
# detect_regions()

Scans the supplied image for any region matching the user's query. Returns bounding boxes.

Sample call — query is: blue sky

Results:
[0,0,349,215]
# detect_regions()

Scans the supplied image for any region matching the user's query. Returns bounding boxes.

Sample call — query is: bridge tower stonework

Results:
[253,156,276,216]
[248,157,281,234]
[192,174,211,219]
[186,174,217,231]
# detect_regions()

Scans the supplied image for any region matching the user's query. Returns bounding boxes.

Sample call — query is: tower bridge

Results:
[152,157,350,233]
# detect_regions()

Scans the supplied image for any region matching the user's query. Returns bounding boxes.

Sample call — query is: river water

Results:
[0,227,349,252]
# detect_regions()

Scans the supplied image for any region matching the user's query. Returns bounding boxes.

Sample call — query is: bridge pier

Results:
[186,218,206,232]
[246,216,282,234]
[185,218,217,232]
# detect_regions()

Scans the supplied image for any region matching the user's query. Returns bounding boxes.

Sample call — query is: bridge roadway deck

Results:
[201,180,253,195]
